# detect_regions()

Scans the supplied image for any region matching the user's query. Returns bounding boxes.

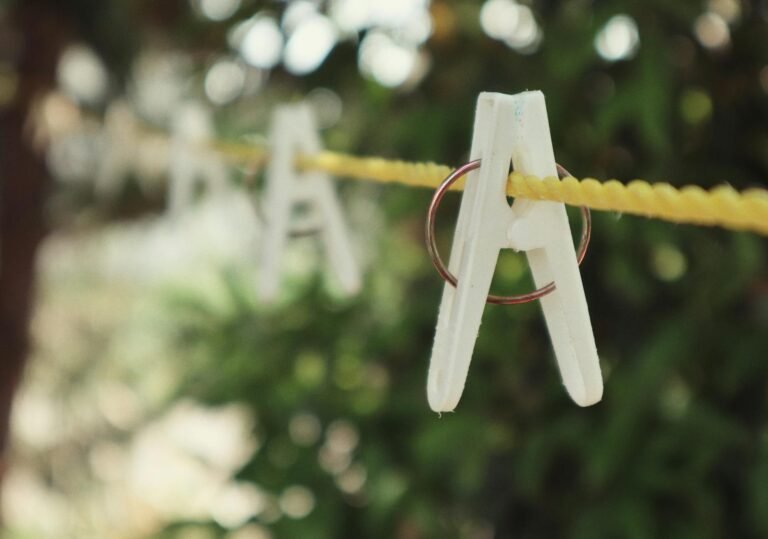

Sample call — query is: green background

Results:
[6,0,768,537]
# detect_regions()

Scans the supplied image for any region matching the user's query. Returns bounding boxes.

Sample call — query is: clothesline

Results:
[208,139,768,236]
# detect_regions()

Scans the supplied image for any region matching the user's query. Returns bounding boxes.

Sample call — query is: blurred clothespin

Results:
[95,99,169,200]
[427,91,603,412]
[95,99,140,199]
[168,101,229,216]
[258,103,361,302]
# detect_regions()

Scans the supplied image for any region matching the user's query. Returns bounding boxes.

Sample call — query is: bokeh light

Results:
[289,413,322,446]
[680,88,713,124]
[209,482,266,528]
[694,11,730,50]
[594,15,640,61]
[395,8,432,45]
[326,419,359,454]
[194,0,241,21]
[237,16,284,69]
[504,4,541,52]
[358,31,419,87]
[329,0,369,33]
[330,0,430,32]
[204,57,245,105]
[336,463,367,495]
[479,0,541,53]
[57,44,108,104]
[480,0,521,40]
[230,524,274,539]
[708,0,741,24]
[283,14,338,75]
[278,486,315,519]
[281,0,318,34]
[651,244,688,281]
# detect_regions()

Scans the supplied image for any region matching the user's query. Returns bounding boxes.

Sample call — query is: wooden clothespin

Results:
[427,91,603,412]
[258,103,361,302]
[168,101,229,216]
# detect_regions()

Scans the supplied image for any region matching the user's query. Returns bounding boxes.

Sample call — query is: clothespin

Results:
[168,101,229,216]
[427,91,602,412]
[93,99,169,200]
[258,103,361,302]
[94,99,140,199]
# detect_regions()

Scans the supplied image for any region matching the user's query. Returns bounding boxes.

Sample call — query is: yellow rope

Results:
[300,151,768,236]
[209,141,768,237]
[211,140,270,166]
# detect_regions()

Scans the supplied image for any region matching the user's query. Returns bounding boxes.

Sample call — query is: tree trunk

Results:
[0,1,69,490]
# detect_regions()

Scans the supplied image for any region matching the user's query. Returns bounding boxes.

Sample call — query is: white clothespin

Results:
[93,99,169,199]
[427,91,602,412]
[95,99,140,199]
[168,101,229,216]
[258,103,361,302]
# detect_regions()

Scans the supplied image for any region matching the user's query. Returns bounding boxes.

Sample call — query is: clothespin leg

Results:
[526,232,602,406]
[258,108,295,302]
[507,91,602,406]
[258,195,292,302]
[428,94,518,412]
[168,156,194,217]
[311,173,362,295]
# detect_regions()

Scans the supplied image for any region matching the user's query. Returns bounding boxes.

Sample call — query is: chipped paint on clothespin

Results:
[168,101,229,216]
[427,91,602,412]
[258,103,361,302]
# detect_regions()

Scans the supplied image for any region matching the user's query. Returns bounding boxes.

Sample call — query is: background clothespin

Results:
[94,99,169,200]
[427,91,603,412]
[168,101,229,217]
[258,103,361,303]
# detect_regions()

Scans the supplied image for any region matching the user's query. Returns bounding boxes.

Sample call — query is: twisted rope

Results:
[211,142,768,236]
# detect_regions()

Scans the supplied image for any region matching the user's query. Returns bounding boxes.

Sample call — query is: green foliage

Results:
[111,0,767,537]
[164,231,767,539]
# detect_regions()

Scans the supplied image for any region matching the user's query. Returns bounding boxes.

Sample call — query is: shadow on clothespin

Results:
[167,101,229,217]
[427,91,603,412]
[257,103,361,303]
